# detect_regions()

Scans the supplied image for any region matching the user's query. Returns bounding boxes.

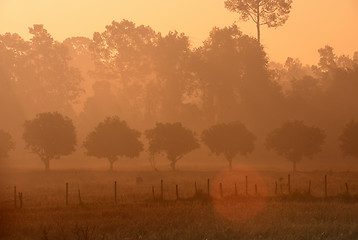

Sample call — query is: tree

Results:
[266,121,326,172]
[224,0,292,44]
[83,116,143,171]
[192,25,284,127]
[79,81,122,133]
[201,121,256,169]
[153,31,194,123]
[145,122,199,171]
[0,130,15,160]
[0,33,30,132]
[23,112,76,170]
[340,121,358,159]
[16,25,83,115]
[90,20,158,123]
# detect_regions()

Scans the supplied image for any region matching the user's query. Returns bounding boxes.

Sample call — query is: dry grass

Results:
[1,169,358,239]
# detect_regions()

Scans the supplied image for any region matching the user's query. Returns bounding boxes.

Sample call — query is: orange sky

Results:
[0,0,357,65]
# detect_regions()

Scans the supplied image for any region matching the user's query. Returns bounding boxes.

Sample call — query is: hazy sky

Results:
[0,0,357,64]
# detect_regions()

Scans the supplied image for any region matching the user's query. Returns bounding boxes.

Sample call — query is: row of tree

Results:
[1,12,358,169]
[1,112,357,171]
[2,21,357,131]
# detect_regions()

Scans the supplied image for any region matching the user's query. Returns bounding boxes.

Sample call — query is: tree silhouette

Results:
[0,130,15,160]
[0,33,30,132]
[340,121,358,159]
[192,24,284,127]
[79,81,121,133]
[16,25,83,115]
[23,112,76,170]
[224,0,292,44]
[145,122,199,171]
[266,121,326,172]
[153,31,193,123]
[316,45,337,72]
[83,116,143,171]
[90,20,158,122]
[202,121,256,169]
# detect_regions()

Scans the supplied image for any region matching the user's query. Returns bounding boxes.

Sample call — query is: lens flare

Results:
[211,164,268,221]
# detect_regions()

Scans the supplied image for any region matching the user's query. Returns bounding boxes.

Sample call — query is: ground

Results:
[1,169,358,239]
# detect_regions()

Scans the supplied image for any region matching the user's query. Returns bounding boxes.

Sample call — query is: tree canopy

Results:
[339,121,358,159]
[201,121,256,168]
[83,116,143,170]
[1,19,358,171]
[224,0,292,43]
[266,120,326,172]
[145,122,199,170]
[0,130,15,160]
[23,112,76,170]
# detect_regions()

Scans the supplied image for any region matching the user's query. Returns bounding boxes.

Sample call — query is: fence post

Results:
[275,181,278,195]
[66,183,68,206]
[160,179,164,201]
[19,192,22,209]
[308,180,311,195]
[345,182,349,195]
[194,181,197,195]
[255,184,258,195]
[78,189,82,205]
[114,181,117,203]
[220,183,223,198]
[288,174,291,194]
[234,183,238,196]
[207,178,210,196]
[14,186,17,209]
[176,184,179,200]
[245,176,248,195]
[152,186,155,201]
[324,175,327,198]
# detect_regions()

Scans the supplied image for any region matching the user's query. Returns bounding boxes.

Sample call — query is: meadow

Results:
[1,169,358,239]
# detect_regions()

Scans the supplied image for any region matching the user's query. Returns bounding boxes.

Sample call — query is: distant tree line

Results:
[1,112,357,172]
[1,17,358,171]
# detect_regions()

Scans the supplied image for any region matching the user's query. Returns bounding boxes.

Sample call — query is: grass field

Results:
[1,169,358,239]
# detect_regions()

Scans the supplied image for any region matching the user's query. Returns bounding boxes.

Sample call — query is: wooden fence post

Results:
[288,174,291,194]
[19,192,22,209]
[245,176,248,195]
[78,189,82,205]
[207,179,210,196]
[308,180,311,195]
[325,175,327,198]
[176,184,179,200]
[234,183,238,196]
[255,184,258,195]
[66,183,68,206]
[160,179,164,201]
[275,181,278,195]
[194,182,197,195]
[220,183,223,198]
[152,186,155,201]
[114,181,117,203]
[345,182,349,195]
[14,186,16,209]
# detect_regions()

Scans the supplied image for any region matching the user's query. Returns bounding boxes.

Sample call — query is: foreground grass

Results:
[1,169,358,239]
[1,200,358,240]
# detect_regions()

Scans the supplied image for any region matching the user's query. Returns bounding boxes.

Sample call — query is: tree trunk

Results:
[170,161,176,171]
[256,4,261,44]
[43,158,50,171]
[257,22,261,45]
[108,157,118,171]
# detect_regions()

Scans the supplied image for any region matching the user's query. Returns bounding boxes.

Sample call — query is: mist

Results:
[1,1,358,239]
